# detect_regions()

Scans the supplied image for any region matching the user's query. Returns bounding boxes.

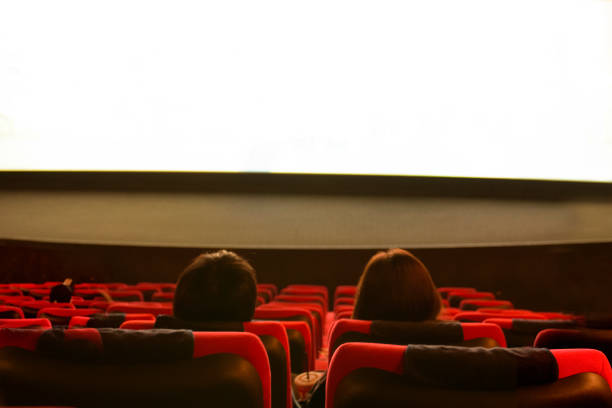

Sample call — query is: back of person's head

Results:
[352,248,441,321]
[49,279,72,303]
[173,250,257,322]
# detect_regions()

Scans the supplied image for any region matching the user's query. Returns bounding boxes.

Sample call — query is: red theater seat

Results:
[484,318,579,347]
[0,296,35,306]
[0,306,25,319]
[448,291,495,307]
[261,302,323,349]
[150,291,174,302]
[20,301,74,318]
[106,302,172,316]
[437,287,476,299]
[69,313,155,329]
[0,328,271,408]
[282,285,328,308]
[151,316,291,408]
[326,342,612,408]
[459,299,513,311]
[334,286,356,302]
[37,308,105,327]
[535,328,612,364]
[0,289,23,296]
[328,319,506,363]
[258,284,279,297]
[254,306,317,367]
[0,318,51,329]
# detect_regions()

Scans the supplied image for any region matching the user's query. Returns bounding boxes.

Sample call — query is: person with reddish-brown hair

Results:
[173,250,257,322]
[352,248,441,321]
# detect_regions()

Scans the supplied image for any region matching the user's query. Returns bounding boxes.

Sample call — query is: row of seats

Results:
[0,326,610,408]
[1,281,611,407]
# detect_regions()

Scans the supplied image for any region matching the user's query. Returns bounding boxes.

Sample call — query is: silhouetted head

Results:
[49,283,72,303]
[173,250,257,322]
[352,248,441,321]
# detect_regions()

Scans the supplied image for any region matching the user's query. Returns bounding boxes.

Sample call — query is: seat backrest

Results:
[448,291,495,307]
[69,313,156,329]
[327,342,612,408]
[0,318,52,329]
[38,308,104,327]
[277,320,312,373]
[257,284,278,297]
[255,305,320,353]
[535,328,612,364]
[485,318,579,347]
[20,301,74,318]
[0,328,271,408]
[153,315,291,408]
[0,305,24,319]
[437,287,476,299]
[106,302,172,316]
[459,299,513,311]
[328,319,506,362]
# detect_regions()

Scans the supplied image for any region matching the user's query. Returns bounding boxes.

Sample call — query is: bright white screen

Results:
[1,0,611,181]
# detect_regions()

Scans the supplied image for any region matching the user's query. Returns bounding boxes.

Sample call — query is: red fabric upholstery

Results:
[245,321,291,408]
[0,318,52,329]
[151,291,174,301]
[68,312,155,328]
[328,319,371,362]
[119,320,155,330]
[334,286,357,302]
[259,303,322,349]
[0,306,24,319]
[483,318,514,329]
[460,322,507,347]
[327,342,404,408]
[106,302,172,316]
[459,299,513,310]
[258,284,279,297]
[21,301,75,310]
[71,299,110,310]
[552,348,612,390]
[0,296,35,306]
[38,308,103,318]
[283,285,328,305]
[278,321,313,371]
[0,289,23,296]
[192,331,271,408]
[254,306,317,361]
[437,287,476,299]
[106,290,144,302]
[333,297,355,312]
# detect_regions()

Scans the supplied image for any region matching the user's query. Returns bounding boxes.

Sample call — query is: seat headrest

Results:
[402,345,558,390]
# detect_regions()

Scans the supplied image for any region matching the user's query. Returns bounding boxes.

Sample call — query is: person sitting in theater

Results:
[307,248,442,408]
[172,250,257,322]
[352,247,441,321]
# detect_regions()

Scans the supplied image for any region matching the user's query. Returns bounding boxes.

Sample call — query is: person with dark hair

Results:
[352,248,441,321]
[173,250,257,322]
[307,249,442,408]
[49,278,73,303]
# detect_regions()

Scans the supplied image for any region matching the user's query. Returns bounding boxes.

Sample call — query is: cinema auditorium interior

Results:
[1,1,612,407]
